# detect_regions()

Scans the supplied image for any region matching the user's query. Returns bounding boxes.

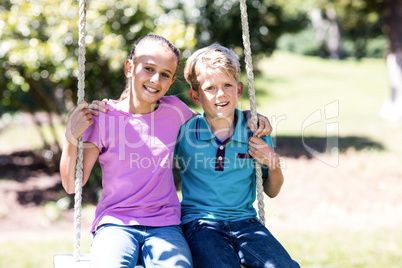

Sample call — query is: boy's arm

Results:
[60,101,100,194]
[248,136,284,198]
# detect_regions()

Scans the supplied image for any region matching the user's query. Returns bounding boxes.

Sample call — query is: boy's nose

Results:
[216,87,226,97]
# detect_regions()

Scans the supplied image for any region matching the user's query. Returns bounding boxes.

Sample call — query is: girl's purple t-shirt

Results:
[83,96,193,233]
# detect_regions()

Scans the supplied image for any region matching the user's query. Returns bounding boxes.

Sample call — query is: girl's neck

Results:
[120,96,159,115]
[206,114,236,141]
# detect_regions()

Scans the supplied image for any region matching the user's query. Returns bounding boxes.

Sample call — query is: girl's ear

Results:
[125,59,134,78]
[170,76,176,85]
[237,82,244,98]
[188,88,200,104]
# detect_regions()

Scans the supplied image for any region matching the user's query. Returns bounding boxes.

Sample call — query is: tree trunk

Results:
[311,9,328,58]
[326,8,340,59]
[381,0,402,121]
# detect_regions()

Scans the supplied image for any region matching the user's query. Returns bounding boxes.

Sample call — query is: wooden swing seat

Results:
[53,254,145,268]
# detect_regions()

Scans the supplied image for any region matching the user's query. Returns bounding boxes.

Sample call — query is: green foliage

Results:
[289,0,388,59]
[0,0,197,117]
[181,0,308,65]
[277,27,321,56]
[278,27,388,59]
[0,0,145,114]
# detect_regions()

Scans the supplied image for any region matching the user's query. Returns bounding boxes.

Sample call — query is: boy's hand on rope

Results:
[65,101,95,142]
[248,137,280,170]
[245,112,272,137]
[88,99,109,113]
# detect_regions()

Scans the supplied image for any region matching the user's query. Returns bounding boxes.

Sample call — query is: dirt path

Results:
[1,151,402,243]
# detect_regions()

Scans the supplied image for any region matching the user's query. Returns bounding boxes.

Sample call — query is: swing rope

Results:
[239,0,265,225]
[73,0,87,262]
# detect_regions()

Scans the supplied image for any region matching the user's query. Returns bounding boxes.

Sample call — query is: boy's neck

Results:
[206,114,237,141]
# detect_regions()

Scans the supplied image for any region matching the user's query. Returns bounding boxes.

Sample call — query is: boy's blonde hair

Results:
[184,44,240,91]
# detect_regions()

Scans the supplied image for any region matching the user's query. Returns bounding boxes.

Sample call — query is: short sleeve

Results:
[168,96,193,124]
[82,114,103,151]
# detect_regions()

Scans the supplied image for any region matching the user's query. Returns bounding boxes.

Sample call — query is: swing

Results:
[53,0,263,267]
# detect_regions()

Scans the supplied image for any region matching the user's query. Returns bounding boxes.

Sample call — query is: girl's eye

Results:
[206,86,214,91]
[161,73,170,79]
[145,67,153,72]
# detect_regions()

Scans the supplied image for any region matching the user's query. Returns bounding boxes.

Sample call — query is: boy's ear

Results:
[188,88,200,104]
[124,59,134,78]
[237,82,244,98]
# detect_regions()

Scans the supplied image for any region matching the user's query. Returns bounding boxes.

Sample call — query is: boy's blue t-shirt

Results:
[175,108,273,224]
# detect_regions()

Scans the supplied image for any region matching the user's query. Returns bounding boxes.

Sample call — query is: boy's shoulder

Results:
[181,113,202,128]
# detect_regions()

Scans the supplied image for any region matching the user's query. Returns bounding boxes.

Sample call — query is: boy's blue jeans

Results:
[91,224,193,268]
[182,218,300,268]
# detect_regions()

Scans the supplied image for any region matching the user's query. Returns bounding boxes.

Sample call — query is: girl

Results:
[60,35,194,268]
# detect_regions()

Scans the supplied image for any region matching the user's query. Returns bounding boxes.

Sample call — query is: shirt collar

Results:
[196,109,250,143]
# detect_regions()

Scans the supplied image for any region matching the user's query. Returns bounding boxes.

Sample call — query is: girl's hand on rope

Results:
[244,112,272,137]
[88,99,109,114]
[65,101,94,143]
[248,137,280,170]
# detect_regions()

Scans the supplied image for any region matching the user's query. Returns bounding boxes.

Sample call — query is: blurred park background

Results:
[1,0,402,267]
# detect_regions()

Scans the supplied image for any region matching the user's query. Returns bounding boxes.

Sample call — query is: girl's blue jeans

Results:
[182,218,300,268]
[91,224,193,268]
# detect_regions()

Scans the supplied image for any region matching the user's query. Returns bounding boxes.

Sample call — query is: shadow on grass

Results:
[274,135,384,159]
[0,150,100,206]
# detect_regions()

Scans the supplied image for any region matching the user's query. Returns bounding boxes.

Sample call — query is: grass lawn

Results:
[1,228,401,268]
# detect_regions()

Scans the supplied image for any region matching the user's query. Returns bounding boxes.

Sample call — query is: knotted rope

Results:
[73,0,87,262]
[239,0,265,225]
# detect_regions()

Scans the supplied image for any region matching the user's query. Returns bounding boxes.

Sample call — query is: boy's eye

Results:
[224,83,232,88]
[145,67,153,72]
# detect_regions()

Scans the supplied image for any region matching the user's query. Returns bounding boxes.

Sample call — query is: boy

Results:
[175,44,300,267]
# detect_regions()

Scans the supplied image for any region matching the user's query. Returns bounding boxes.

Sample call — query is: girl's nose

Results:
[150,73,160,83]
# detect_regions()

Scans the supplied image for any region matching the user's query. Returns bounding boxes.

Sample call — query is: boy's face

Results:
[189,72,243,122]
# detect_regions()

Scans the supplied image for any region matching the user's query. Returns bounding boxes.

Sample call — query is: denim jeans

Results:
[91,224,193,268]
[182,218,300,268]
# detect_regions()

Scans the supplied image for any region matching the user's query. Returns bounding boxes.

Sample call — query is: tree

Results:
[277,0,401,121]
[180,0,308,67]
[380,0,402,121]
[0,0,195,152]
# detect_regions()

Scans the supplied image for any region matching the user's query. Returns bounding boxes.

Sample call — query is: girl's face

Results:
[125,44,177,112]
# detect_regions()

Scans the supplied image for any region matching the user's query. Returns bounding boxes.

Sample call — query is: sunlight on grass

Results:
[256,51,389,133]
[277,228,402,268]
[254,51,402,155]
[1,228,401,268]
[0,238,92,268]
[0,113,64,153]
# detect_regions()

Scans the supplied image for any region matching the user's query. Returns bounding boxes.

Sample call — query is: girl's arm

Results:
[243,111,272,137]
[60,101,100,194]
[248,136,284,198]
